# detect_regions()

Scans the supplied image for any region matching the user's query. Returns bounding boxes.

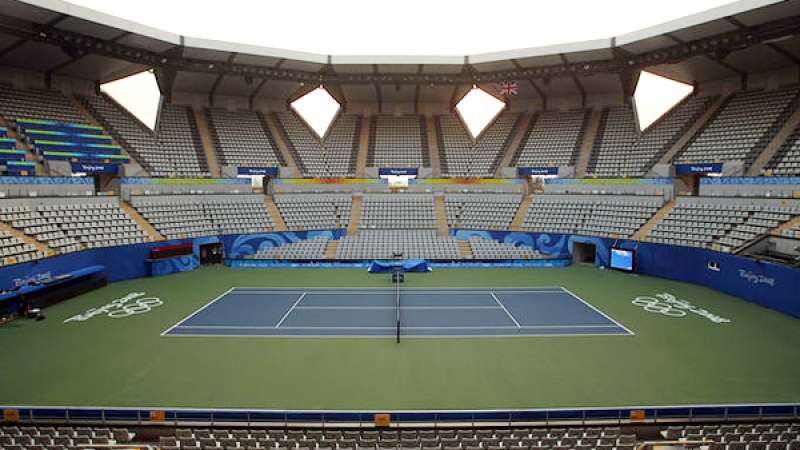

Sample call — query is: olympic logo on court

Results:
[64,292,163,322]
[631,293,730,323]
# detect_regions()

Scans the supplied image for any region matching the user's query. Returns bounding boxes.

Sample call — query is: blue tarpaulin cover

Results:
[367,260,432,273]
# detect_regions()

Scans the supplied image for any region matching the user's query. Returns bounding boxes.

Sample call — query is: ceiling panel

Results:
[3,41,70,72]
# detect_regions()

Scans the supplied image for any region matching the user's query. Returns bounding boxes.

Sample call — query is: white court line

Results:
[293,306,502,310]
[160,287,235,336]
[175,324,620,330]
[274,292,307,328]
[489,292,521,328]
[559,286,636,336]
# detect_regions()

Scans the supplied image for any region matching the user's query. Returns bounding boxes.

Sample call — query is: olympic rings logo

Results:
[631,296,688,317]
[630,293,730,323]
[65,292,163,322]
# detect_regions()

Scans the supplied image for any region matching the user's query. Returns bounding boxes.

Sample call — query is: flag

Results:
[499,81,518,96]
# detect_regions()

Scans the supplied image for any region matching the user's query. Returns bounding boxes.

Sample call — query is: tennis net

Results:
[395,274,401,343]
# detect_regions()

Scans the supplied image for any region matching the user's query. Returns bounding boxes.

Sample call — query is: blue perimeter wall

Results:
[1,228,797,319]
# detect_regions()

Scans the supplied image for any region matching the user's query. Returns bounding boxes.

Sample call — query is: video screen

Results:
[610,248,634,272]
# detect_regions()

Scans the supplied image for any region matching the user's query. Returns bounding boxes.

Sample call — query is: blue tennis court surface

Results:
[163,287,633,338]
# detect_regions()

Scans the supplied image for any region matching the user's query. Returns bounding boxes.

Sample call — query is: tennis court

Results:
[163,286,633,337]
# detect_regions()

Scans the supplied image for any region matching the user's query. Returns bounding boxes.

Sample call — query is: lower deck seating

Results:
[359,195,436,229]
[156,425,636,450]
[274,194,352,230]
[0,198,148,255]
[659,422,800,450]
[467,236,543,259]
[0,229,46,266]
[445,194,521,230]
[521,195,662,238]
[336,229,459,259]
[647,197,800,252]
[131,194,274,239]
[0,425,133,449]
[245,236,329,259]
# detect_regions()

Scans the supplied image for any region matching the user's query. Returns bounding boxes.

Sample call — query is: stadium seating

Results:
[591,94,717,177]
[521,194,662,238]
[0,86,86,123]
[336,229,460,259]
[467,235,543,259]
[436,113,517,177]
[0,425,133,449]
[445,193,521,230]
[368,115,429,168]
[154,425,638,450]
[766,124,800,175]
[512,109,588,168]
[646,197,800,252]
[0,197,148,253]
[275,112,359,177]
[359,194,436,229]
[585,105,639,177]
[675,87,800,167]
[273,194,352,230]
[659,422,800,450]
[130,194,274,239]
[245,236,329,259]
[80,94,210,177]
[0,229,47,266]
[206,108,284,168]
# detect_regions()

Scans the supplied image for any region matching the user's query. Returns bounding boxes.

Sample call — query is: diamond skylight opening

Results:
[291,86,341,138]
[101,70,160,130]
[634,71,693,131]
[456,87,506,139]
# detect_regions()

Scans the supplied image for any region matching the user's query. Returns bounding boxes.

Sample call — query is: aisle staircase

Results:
[574,110,602,177]
[494,113,534,176]
[631,199,675,241]
[192,108,221,178]
[324,240,339,259]
[0,221,55,256]
[261,113,301,177]
[434,196,449,237]
[658,94,730,165]
[748,107,800,175]
[264,196,288,231]
[426,117,441,177]
[356,116,370,177]
[120,201,164,242]
[510,194,534,231]
[457,240,473,259]
[347,195,362,235]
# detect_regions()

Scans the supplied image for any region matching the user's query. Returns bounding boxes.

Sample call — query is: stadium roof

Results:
[1,0,800,105]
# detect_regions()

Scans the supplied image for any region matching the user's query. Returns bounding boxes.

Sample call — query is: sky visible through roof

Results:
[91,0,720,134]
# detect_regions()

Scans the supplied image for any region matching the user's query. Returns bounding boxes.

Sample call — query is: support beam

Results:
[631,199,675,241]
[192,107,221,178]
[748,106,800,175]
[347,195,362,236]
[425,116,441,177]
[510,194,534,231]
[262,113,301,177]
[574,109,602,177]
[434,195,449,237]
[355,116,370,177]
[494,113,534,177]
[264,195,288,231]
[120,201,163,242]
[658,94,730,165]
